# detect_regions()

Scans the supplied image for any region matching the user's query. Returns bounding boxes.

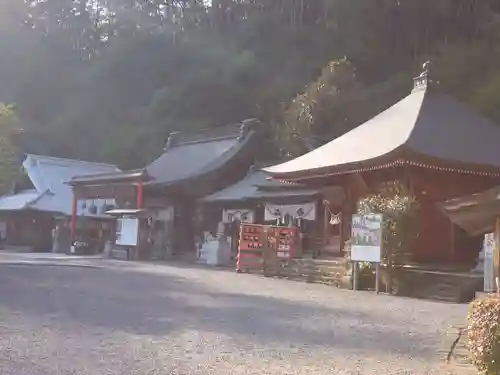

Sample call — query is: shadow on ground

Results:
[0,264,434,358]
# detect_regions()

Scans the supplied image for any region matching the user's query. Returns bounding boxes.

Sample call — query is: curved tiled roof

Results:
[265,77,500,178]
[65,119,260,191]
[145,119,259,188]
[202,169,322,203]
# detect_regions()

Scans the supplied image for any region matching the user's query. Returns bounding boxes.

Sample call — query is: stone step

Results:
[425,294,460,303]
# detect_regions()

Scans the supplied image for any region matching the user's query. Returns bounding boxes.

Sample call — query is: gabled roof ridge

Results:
[24,154,119,169]
[182,127,256,174]
[174,134,239,147]
[26,189,52,208]
[167,119,260,147]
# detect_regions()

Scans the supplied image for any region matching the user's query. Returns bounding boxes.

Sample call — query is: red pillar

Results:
[70,194,78,242]
[137,180,144,209]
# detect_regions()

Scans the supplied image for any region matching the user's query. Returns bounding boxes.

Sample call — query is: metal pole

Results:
[352,261,358,291]
[375,262,381,294]
[70,195,78,242]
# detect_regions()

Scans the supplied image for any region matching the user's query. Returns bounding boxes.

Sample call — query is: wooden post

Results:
[70,194,78,242]
[352,261,358,291]
[323,201,329,246]
[137,180,144,209]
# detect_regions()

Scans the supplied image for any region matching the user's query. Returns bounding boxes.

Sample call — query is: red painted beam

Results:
[137,179,144,209]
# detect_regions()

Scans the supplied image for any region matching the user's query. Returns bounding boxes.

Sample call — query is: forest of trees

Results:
[1,1,500,169]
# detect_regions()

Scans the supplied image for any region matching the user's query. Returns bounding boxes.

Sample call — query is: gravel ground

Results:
[0,255,471,375]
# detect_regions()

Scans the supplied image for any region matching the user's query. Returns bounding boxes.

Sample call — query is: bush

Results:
[357,181,420,265]
[468,294,500,374]
[356,181,420,293]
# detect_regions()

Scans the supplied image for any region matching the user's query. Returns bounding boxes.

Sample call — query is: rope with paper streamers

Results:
[323,199,341,226]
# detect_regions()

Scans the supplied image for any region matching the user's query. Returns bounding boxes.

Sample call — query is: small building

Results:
[440,188,500,293]
[440,186,500,237]
[0,154,119,252]
[264,63,500,267]
[68,120,261,260]
[201,166,345,258]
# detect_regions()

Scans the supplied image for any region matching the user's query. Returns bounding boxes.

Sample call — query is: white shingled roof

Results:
[0,154,120,216]
[0,189,40,211]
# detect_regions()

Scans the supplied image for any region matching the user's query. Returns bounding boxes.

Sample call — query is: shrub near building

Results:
[468,294,500,375]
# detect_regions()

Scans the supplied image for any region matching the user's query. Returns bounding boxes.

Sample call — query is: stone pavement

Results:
[0,251,103,267]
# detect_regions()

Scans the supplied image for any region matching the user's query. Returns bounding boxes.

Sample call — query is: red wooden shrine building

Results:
[265,63,500,266]
[68,120,260,259]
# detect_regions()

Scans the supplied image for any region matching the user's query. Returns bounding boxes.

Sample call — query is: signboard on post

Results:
[351,213,383,294]
[495,219,500,293]
[483,232,495,293]
[116,216,139,246]
[351,214,383,262]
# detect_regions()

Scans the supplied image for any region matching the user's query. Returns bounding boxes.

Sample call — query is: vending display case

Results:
[238,223,266,251]
[237,223,298,272]
[275,227,297,259]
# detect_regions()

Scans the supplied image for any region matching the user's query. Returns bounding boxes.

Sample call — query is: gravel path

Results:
[0,257,471,374]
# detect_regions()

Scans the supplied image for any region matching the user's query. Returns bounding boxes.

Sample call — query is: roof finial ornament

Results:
[237,120,251,141]
[422,60,431,76]
[248,164,256,173]
[164,131,181,151]
[237,118,260,141]
[412,60,432,92]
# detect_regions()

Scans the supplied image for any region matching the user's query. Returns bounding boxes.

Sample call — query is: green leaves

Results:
[1,0,500,169]
[0,104,22,195]
[357,182,420,265]
[468,294,500,374]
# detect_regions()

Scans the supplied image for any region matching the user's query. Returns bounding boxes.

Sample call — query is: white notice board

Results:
[116,217,139,246]
[351,214,383,263]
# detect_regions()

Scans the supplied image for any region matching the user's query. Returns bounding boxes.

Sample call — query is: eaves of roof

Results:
[68,169,148,186]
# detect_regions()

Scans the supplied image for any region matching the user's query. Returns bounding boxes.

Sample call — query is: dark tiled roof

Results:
[64,119,260,190]
[201,169,323,203]
[265,80,500,177]
[440,187,500,236]
[145,119,259,188]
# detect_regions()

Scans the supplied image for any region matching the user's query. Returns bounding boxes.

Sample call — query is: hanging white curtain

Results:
[264,202,316,221]
[222,209,255,223]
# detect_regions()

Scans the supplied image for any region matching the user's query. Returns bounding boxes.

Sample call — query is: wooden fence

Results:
[263,257,350,288]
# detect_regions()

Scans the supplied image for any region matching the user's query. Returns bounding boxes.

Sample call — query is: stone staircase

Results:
[405,270,481,303]
[439,325,476,374]
[416,277,461,303]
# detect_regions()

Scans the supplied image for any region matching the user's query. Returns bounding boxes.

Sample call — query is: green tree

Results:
[0,104,23,194]
[0,0,500,168]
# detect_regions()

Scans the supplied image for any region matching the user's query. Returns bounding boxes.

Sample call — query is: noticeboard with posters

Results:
[115,216,139,246]
[350,214,383,263]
